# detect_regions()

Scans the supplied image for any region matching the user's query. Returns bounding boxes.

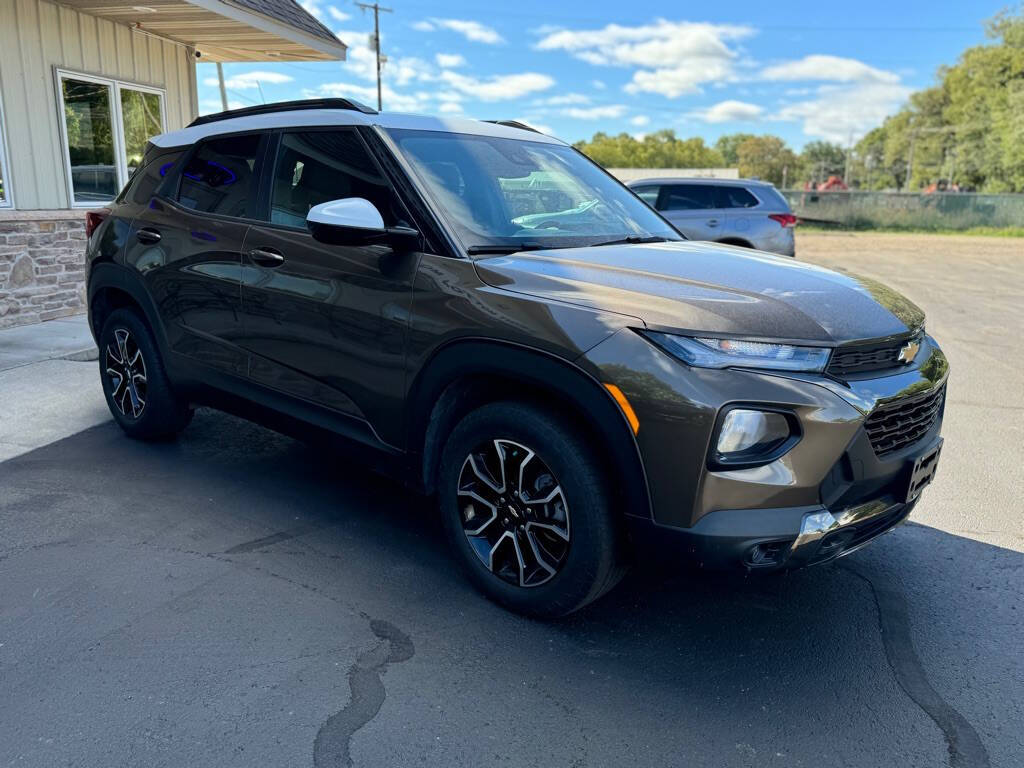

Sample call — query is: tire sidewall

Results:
[98,308,189,439]
[438,402,618,617]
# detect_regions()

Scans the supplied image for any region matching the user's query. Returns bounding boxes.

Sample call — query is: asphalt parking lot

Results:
[1,232,1021,768]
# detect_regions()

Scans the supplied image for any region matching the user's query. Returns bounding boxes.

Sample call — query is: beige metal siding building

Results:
[0,0,345,327]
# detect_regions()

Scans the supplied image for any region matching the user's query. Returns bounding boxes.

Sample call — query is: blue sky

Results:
[196,0,1004,149]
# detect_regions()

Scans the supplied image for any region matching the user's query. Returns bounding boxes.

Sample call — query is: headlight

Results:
[643,332,831,373]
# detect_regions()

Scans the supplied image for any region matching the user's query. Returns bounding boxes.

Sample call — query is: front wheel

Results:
[99,308,192,440]
[438,401,627,617]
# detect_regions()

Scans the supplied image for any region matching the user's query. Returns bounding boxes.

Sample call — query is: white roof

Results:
[153,110,565,148]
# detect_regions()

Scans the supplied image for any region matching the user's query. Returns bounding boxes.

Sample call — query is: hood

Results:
[474,241,924,344]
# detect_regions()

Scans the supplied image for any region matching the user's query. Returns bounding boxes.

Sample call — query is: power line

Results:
[356,1,393,111]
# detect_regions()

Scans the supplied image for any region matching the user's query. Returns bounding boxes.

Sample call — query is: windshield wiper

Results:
[466,243,547,255]
[587,235,675,248]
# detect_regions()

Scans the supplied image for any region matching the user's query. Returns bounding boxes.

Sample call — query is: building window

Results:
[56,70,165,207]
[0,94,11,208]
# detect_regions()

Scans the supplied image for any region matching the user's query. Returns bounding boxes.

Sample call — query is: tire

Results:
[98,307,192,440]
[438,401,627,618]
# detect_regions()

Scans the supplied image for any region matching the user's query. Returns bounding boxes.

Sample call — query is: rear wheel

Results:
[438,401,626,617]
[99,308,192,440]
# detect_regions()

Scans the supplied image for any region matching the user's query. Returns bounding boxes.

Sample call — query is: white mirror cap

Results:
[306,197,385,231]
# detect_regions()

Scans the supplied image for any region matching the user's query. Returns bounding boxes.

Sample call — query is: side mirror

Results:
[306,197,419,250]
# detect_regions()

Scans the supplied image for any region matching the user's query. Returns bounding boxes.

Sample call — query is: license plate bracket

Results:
[905,439,943,503]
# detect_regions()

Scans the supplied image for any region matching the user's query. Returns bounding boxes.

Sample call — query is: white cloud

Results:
[202,71,294,90]
[630,114,650,127]
[440,71,554,101]
[435,53,466,68]
[591,79,607,90]
[772,82,912,143]
[311,81,427,112]
[199,98,246,113]
[533,93,590,106]
[419,18,504,44]
[439,101,464,114]
[299,0,324,20]
[327,6,349,22]
[562,104,627,120]
[761,55,899,84]
[688,99,764,123]
[536,20,754,98]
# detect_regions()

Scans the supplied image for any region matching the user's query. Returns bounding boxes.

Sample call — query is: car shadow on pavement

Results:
[0,409,1017,768]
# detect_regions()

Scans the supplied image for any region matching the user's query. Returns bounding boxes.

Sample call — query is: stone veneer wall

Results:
[0,212,87,329]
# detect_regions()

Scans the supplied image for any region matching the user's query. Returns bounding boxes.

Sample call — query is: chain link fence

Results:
[781,190,1024,230]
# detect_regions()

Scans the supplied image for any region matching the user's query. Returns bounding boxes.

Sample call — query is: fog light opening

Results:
[712,408,797,468]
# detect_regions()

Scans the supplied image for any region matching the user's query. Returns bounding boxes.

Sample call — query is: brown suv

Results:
[86,100,948,616]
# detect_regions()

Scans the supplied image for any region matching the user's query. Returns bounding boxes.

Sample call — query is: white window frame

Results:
[54,69,167,208]
[0,90,12,209]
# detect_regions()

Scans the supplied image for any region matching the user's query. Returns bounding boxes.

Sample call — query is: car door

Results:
[656,183,723,241]
[713,184,760,243]
[123,132,265,377]
[238,128,420,445]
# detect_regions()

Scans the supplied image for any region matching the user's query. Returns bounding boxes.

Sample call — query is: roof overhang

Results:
[54,0,347,62]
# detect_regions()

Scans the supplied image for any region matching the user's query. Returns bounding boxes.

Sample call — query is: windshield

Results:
[386,128,681,253]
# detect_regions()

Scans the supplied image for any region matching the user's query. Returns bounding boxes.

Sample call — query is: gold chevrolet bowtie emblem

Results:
[898,339,920,364]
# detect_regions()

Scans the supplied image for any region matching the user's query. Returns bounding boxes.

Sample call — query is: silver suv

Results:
[628,177,796,257]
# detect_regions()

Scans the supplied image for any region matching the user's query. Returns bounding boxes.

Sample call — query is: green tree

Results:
[736,135,799,186]
[852,8,1024,192]
[800,141,846,184]
[573,130,724,168]
[714,133,756,166]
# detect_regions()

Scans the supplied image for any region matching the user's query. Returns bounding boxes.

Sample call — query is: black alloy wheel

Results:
[105,328,148,419]
[457,438,571,588]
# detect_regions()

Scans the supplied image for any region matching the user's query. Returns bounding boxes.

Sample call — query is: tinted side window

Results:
[177,134,261,218]
[715,186,759,209]
[269,130,401,228]
[631,185,660,207]
[129,151,183,205]
[661,184,716,211]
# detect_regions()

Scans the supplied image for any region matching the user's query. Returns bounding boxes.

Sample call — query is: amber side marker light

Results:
[603,383,640,435]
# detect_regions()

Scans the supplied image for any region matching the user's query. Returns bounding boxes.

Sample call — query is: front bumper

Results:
[626,497,917,571]
[625,433,939,571]
[580,329,949,571]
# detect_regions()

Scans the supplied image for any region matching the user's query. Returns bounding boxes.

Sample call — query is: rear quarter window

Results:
[123,151,183,205]
[176,134,262,218]
[715,186,760,209]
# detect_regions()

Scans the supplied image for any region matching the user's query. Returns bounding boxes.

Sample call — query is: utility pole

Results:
[215,62,229,111]
[904,132,916,193]
[356,2,392,111]
[844,131,853,187]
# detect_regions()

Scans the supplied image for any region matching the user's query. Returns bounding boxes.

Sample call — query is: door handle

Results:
[706,219,720,227]
[136,227,161,244]
[248,247,285,267]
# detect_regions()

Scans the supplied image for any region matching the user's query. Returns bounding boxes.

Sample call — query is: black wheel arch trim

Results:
[87,262,170,355]
[410,337,653,520]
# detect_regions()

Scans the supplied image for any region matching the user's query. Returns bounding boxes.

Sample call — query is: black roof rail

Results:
[483,119,542,134]
[188,98,378,127]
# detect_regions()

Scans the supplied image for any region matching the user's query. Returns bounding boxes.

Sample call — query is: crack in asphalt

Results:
[843,564,989,768]
[313,620,415,768]
[224,530,302,554]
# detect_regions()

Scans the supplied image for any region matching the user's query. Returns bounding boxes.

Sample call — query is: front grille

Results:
[864,385,945,457]
[828,333,922,377]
